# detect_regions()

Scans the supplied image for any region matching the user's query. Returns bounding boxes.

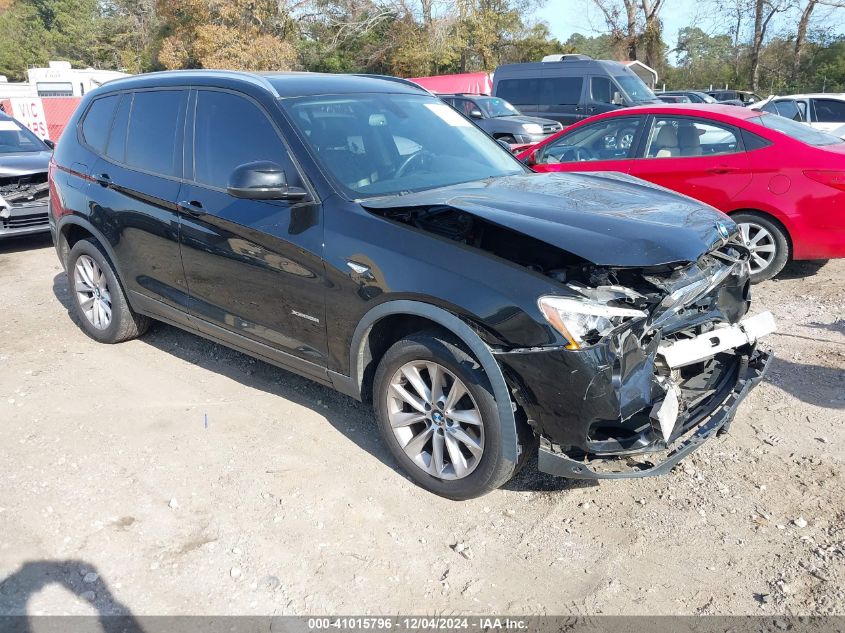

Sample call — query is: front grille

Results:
[2,211,49,230]
[542,123,562,134]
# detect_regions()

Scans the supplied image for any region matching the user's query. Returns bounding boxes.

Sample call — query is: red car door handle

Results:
[708,166,735,174]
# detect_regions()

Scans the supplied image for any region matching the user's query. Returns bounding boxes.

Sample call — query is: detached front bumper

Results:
[536,349,771,479]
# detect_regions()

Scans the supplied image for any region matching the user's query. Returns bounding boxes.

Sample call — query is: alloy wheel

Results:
[386,361,484,480]
[74,254,112,330]
[738,221,777,275]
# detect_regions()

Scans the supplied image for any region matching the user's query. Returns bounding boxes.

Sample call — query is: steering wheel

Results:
[395,150,434,178]
[562,146,594,162]
[616,127,636,150]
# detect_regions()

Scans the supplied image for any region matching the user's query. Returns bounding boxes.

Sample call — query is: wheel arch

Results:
[56,216,120,271]
[726,208,794,257]
[333,300,520,464]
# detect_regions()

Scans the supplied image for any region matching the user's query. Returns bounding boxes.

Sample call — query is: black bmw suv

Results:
[49,71,774,499]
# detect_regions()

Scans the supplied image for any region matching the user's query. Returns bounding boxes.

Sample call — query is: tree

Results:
[791,0,845,84]
[156,0,297,70]
[750,0,785,90]
[590,0,666,72]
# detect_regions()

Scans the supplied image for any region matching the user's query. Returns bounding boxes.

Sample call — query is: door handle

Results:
[708,166,735,174]
[177,200,206,216]
[95,173,111,187]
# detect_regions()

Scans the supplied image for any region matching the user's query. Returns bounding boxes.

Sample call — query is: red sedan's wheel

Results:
[732,212,790,283]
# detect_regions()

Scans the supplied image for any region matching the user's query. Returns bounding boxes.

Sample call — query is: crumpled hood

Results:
[0,151,51,176]
[362,172,735,267]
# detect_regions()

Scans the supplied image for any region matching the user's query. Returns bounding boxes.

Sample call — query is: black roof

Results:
[93,70,428,98]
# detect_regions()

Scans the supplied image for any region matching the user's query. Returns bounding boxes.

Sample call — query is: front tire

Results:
[66,239,150,343]
[732,212,790,283]
[373,332,520,499]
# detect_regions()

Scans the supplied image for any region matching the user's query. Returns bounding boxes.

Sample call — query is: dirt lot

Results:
[0,234,842,617]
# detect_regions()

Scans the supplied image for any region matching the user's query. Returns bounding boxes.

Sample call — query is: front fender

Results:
[331,299,520,464]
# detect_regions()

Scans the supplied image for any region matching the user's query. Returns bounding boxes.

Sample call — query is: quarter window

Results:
[125,90,186,177]
[644,117,740,158]
[81,95,119,153]
[193,90,293,189]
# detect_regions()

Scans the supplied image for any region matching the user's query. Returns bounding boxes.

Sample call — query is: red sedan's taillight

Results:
[804,170,845,191]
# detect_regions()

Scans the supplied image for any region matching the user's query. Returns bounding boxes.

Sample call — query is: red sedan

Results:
[517,104,845,282]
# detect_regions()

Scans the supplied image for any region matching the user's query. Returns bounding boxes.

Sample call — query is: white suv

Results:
[752,93,845,138]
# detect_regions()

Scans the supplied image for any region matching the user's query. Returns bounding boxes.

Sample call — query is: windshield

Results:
[475,97,520,118]
[283,93,525,198]
[701,94,718,103]
[748,114,842,146]
[614,74,657,103]
[0,119,46,154]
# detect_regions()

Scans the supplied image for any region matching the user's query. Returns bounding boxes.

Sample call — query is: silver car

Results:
[0,112,53,238]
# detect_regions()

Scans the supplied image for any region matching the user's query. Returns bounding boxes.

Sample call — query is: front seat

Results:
[677,125,703,156]
[651,125,679,158]
[310,118,374,188]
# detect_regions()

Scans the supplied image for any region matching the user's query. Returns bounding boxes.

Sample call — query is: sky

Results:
[534,0,710,46]
[533,0,845,46]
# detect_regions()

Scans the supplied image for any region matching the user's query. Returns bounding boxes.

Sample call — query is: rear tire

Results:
[373,331,521,499]
[732,212,790,283]
[66,239,150,343]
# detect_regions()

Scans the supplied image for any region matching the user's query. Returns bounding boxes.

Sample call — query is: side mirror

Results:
[611,91,624,106]
[522,150,537,166]
[227,161,307,201]
[469,108,484,119]
[43,139,55,150]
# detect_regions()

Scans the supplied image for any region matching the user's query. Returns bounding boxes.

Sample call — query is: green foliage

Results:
[0,0,844,98]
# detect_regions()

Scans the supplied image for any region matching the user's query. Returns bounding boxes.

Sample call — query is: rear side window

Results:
[644,117,740,158]
[193,90,294,189]
[496,79,540,106]
[768,99,805,122]
[541,77,583,106]
[81,95,119,152]
[105,93,131,162]
[812,98,845,123]
[125,90,186,177]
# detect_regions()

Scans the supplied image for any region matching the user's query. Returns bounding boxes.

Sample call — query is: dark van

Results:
[492,55,661,126]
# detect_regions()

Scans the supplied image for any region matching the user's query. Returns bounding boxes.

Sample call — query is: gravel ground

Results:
[0,234,842,617]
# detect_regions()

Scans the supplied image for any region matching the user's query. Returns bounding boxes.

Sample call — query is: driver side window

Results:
[537,117,642,164]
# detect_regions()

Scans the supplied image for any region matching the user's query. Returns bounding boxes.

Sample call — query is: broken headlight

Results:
[538,295,647,350]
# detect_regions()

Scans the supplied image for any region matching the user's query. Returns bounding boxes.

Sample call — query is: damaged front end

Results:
[362,173,776,479]
[496,240,775,479]
[0,172,50,236]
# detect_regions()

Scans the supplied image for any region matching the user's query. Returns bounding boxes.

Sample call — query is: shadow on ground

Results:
[0,560,143,631]
[765,355,845,410]
[0,233,53,255]
[775,259,829,280]
[52,274,585,494]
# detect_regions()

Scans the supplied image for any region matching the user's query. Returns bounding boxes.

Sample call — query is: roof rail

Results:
[541,54,593,62]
